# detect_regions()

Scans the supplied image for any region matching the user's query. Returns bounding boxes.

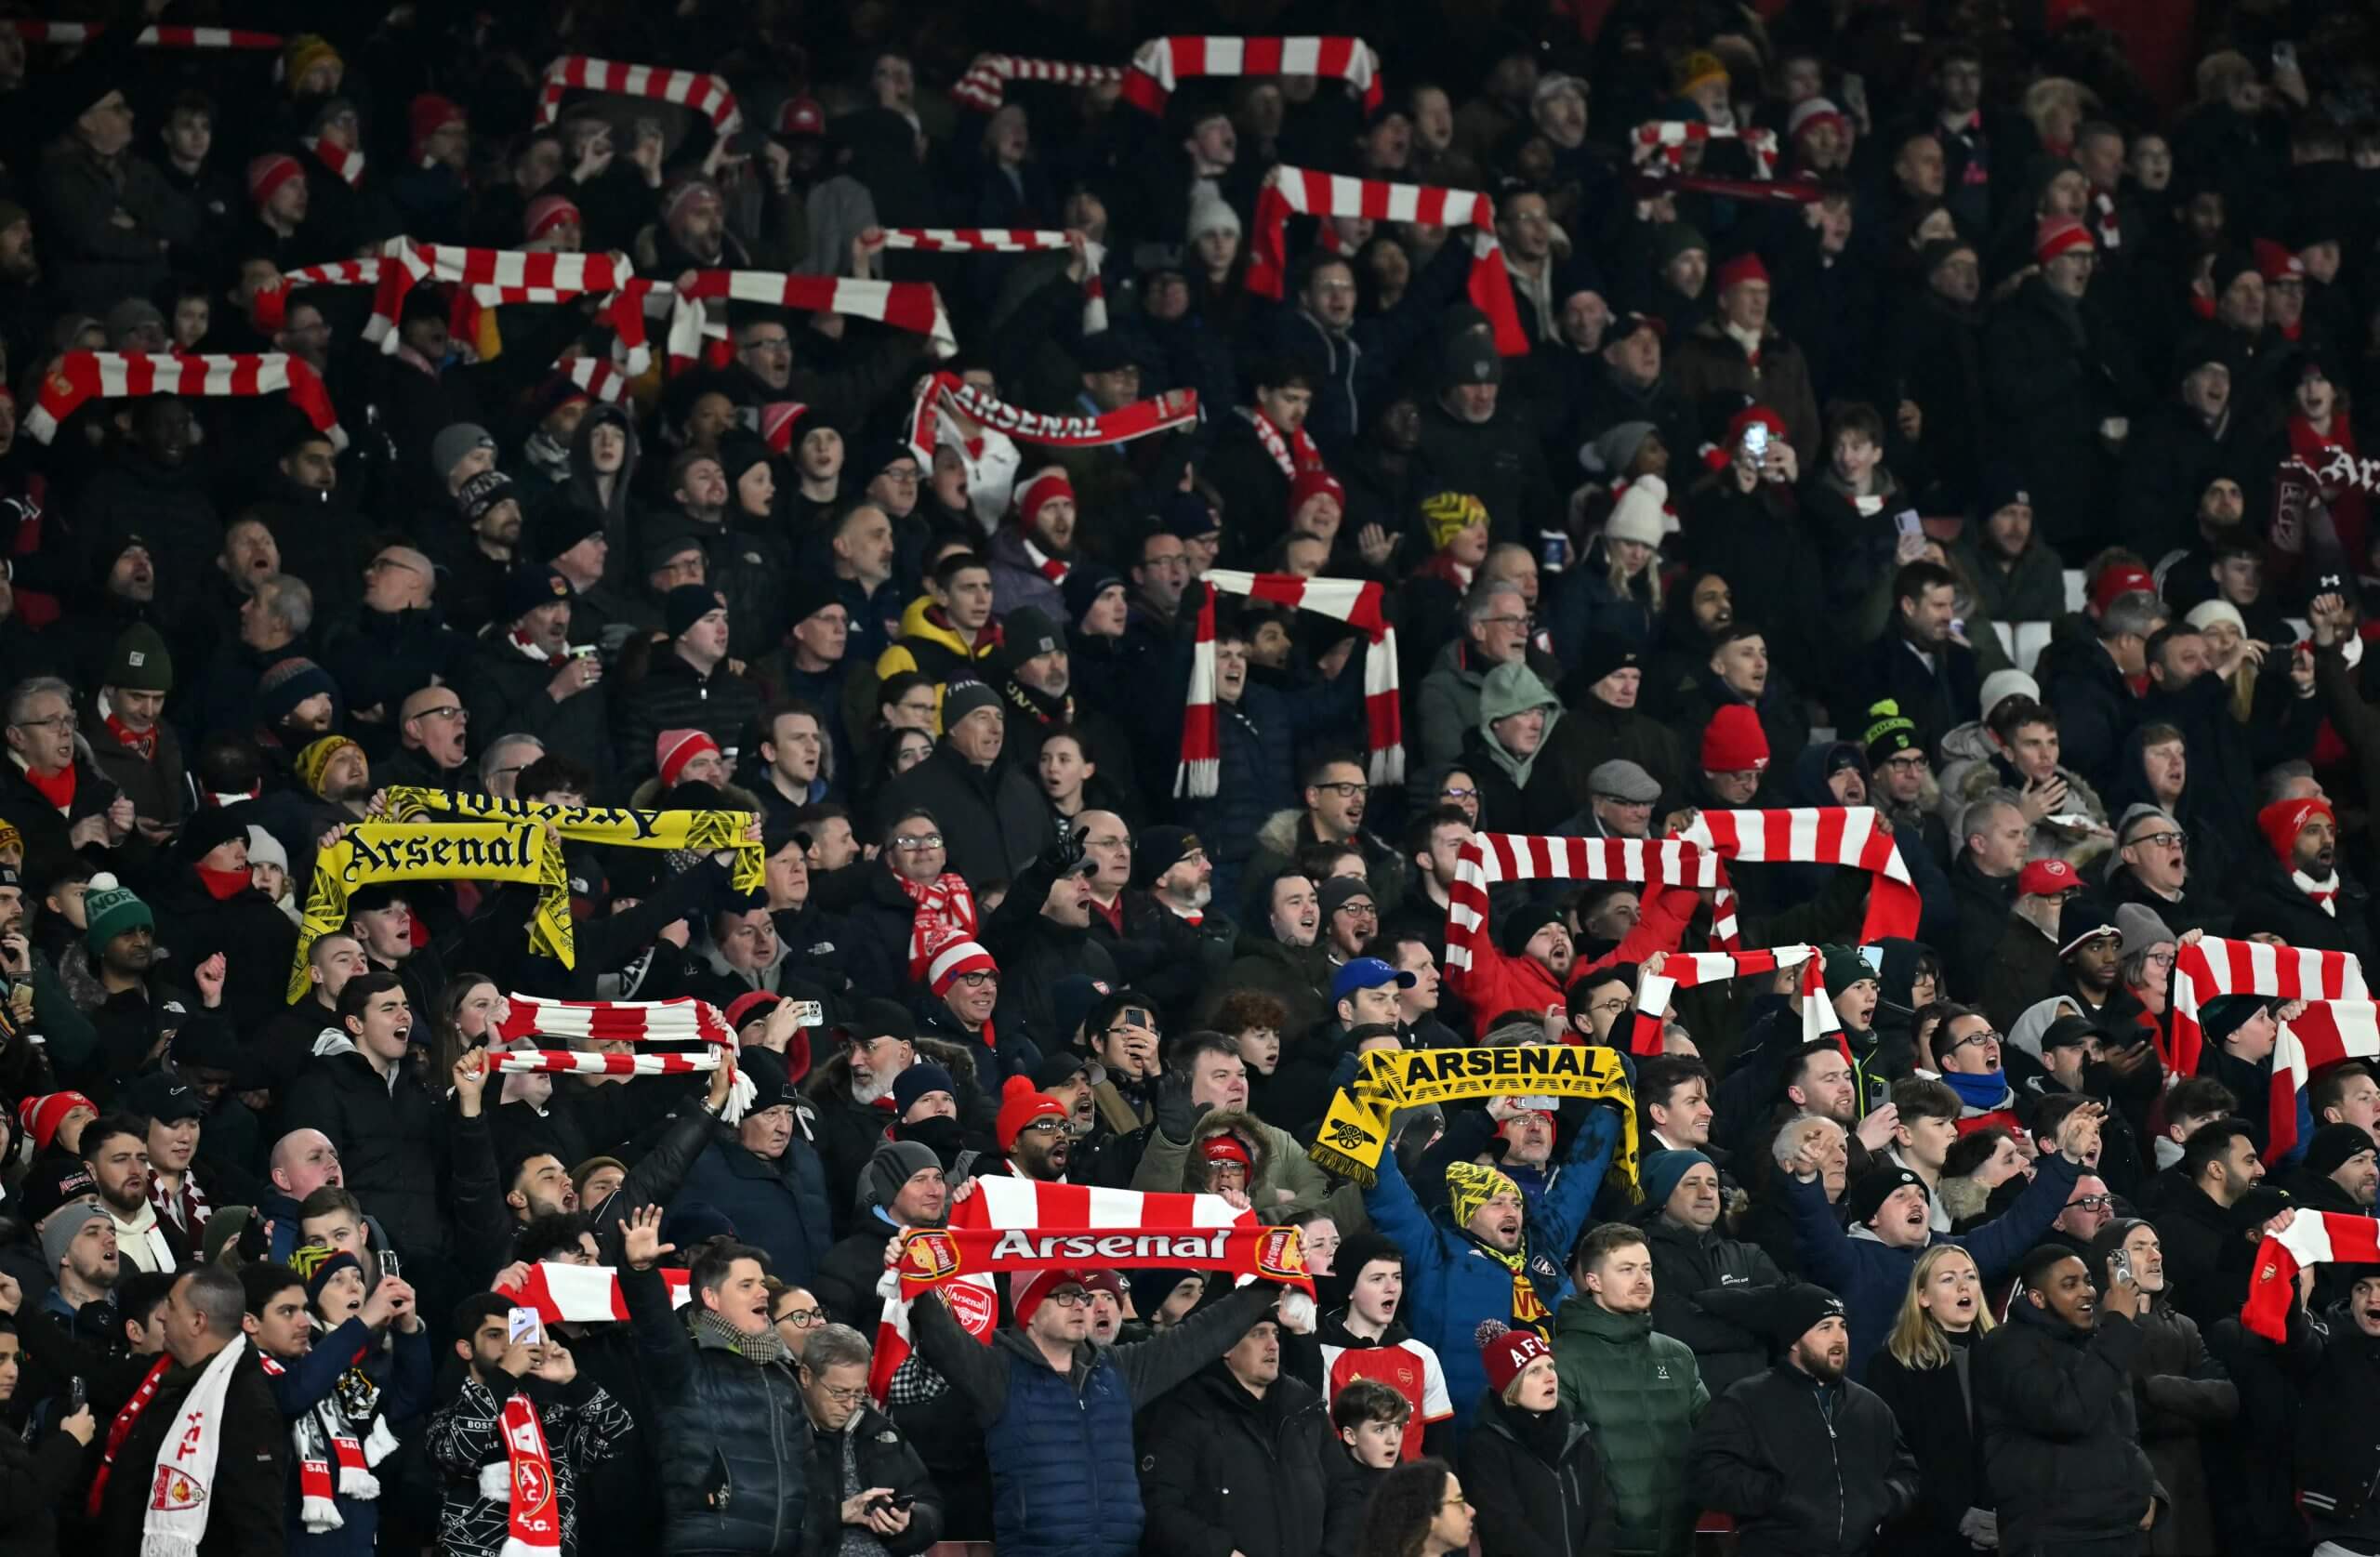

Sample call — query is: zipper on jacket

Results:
[1820,1403,1844,1549]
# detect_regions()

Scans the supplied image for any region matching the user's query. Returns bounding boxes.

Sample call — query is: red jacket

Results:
[1449,881,1700,1037]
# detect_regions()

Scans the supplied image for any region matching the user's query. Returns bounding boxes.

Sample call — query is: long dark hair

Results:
[1361,1458,1457,1557]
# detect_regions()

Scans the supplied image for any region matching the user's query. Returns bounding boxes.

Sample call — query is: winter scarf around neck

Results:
[692,1304,790,1365]
[1940,1067,2009,1110]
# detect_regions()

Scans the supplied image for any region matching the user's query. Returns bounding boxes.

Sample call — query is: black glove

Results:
[1154,1069,1210,1144]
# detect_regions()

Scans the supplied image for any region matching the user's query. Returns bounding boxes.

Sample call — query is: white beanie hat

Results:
[245,825,289,873]
[1604,477,1669,549]
[1187,190,1242,243]
[2184,599,2247,635]
[1979,668,2042,722]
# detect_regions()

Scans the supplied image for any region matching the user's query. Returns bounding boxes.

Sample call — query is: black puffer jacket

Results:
[613,649,765,784]
[457,630,612,776]
[623,1262,808,1556]
[1138,1361,1333,1557]
[146,864,298,1033]
[1461,1390,1618,1557]
[278,1042,453,1264]
[799,1400,944,1557]
[0,1405,86,1557]
[1634,1207,1787,1397]
[1686,1363,1918,1557]
[1974,1297,2160,1552]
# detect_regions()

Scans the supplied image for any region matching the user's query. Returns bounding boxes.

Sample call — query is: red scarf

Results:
[510,628,565,666]
[103,711,156,761]
[1021,535,1070,583]
[20,761,73,814]
[898,871,978,983]
[2092,190,2122,250]
[1246,407,1324,480]
[196,865,250,901]
[86,1353,173,1516]
[497,1393,562,1555]
[2294,410,2368,564]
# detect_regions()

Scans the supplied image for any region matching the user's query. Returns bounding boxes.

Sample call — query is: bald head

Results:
[270,1128,343,1198]
[367,545,434,611]
[1077,809,1130,891]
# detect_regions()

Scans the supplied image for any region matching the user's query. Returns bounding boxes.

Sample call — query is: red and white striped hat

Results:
[927,937,998,996]
[1014,467,1074,525]
[525,194,582,243]
[246,152,303,208]
[655,728,721,787]
[2034,215,2095,265]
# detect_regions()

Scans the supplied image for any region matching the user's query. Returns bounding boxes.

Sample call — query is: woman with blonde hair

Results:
[2021,77,2098,159]
[1864,1244,1995,1554]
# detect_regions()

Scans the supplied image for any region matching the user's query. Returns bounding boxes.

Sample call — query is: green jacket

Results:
[1552,1296,1708,1557]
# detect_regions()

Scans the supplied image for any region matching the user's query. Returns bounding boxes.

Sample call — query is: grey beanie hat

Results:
[857,1138,943,1214]
[430,422,496,481]
[41,1196,109,1273]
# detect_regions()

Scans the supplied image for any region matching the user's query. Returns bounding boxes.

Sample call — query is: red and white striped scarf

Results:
[364,243,647,370]
[1121,36,1382,117]
[27,351,345,448]
[2092,189,2122,251]
[147,1168,211,1237]
[486,995,756,1118]
[951,53,1126,112]
[1243,403,1325,479]
[2268,998,2380,1157]
[1021,537,1068,582]
[1630,121,1781,178]
[1676,808,1922,949]
[898,873,978,983]
[657,270,955,372]
[497,1261,692,1325]
[1178,571,1402,798]
[882,228,1108,333]
[556,354,629,406]
[494,1394,561,1557]
[10,21,282,46]
[905,370,1197,468]
[309,138,364,189]
[1444,836,1726,983]
[2169,935,2367,1080]
[535,56,741,136]
[867,1177,1254,1401]
[1630,945,1844,1060]
[1246,165,1528,356]
[2244,1210,2380,1340]
[248,258,384,330]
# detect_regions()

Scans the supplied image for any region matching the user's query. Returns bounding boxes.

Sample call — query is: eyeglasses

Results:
[1881,753,1929,772]
[1589,997,1632,1017]
[810,1380,868,1404]
[1947,1028,2001,1053]
[776,1306,825,1327]
[1044,1288,1092,1307]
[2123,830,2188,851]
[11,713,72,733]
[1312,782,1370,799]
[1477,614,1529,630]
[1019,1119,1064,1138]
[950,970,997,988]
[742,333,792,352]
[892,834,945,851]
[413,705,467,722]
[2071,1194,2115,1210]
[1440,785,1478,801]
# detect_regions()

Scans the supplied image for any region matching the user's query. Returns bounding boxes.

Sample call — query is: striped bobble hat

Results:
[287,1242,362,1306]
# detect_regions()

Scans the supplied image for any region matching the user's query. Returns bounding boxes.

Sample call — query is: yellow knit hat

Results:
[283,34,343,95]
[1421,490,1488,549]
[1446,1160,1522,1231]
[1676,51,1729,97]
[294,734,362,798]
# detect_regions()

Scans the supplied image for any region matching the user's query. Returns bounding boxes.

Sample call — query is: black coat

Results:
[878,745,1056,891]
[1460,1391,1618,1557]
[1983,276,2143,554]
[279,1046,454,1263]
[2155,1179,2260,1333]
[1945,853,2016,998]
[2035,636,2138,798]
[318,604,468,743]
[2228,849,2377,967]
[456,632,612,777]
[1974,1299,2159,1551]
[1138,1364,1333,1557]
[1863,1342,1986,1557]
[97,1346,287,1556]
[1406,398,1560,549]
[1882,291,1988,510]
[612,649,765,785]
[1674,480,1831,694]
[1847,632,1980,765]
[0,1403,84,1557]
[1686,1363,1918,1556]
[1636,1211,1787,1397]
[146,865,298,1034]
[800,1400,944,1557]
[0,754,122,891]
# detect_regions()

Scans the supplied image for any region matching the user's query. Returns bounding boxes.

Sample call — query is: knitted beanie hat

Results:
[995,1075,1065,1151]
[256,656,337,729]
[84,876,152,955]
[289,1242,363,1307]
[655,729,721,788]
[294,734,362,798]
[105,623,173,693]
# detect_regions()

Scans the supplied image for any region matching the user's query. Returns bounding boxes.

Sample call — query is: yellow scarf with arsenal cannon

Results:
[287,822,569,999]
[382,786,764,891]
[1312,1043,1640,1196]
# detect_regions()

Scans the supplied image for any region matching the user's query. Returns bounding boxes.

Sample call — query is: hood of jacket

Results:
[803,1032,984,1106]
[893,593,995,662]
[1186,1107,1272,1185]
[2006,994,2084,1066]
[628,773,766,812]
[1475,660,1562,786]
[1790,740,1865,808]
[1254,808,1313,861]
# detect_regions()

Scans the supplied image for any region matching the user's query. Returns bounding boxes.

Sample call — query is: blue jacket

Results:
[1787,1151,2081,1377]
[276,1317,435,1554]
[1363,1105,1621,1428]
[1183,661,1366,910]
[675,1136,833,1289]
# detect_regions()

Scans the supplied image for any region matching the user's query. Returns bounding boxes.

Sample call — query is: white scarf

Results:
[142,1336,249,1557]
[2295,868,2340,916]
[111,1198,178,1273]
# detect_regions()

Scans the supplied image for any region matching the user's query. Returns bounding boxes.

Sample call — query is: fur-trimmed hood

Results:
[1171,1107,1272,1192]
[803,1032,985,1106]
[628,774,769,813]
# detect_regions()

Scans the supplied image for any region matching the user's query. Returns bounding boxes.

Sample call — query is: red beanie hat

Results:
[1011,1266,1096,1327]
[409,93,466,163]
[2254,237,2306,284]
[2258,796,2335,868]
[525,194,582,243]
[996,1074,1066,1151]
[1479,1324,1552,1394]
[1200,1133,1253,1170]
[1289,467,1346,522]
[2089,561,2155,614]
[21,1090,96,1154]
[1014,468,1075,527]
[760,402,809,454]
[2034,216,2094,266]
[1725,402,1787,448]
[1713,251,1770,293]
[655,728,721,788]
[246,153,303,209]
[1700,704,1770,773]
[927,937,998,997]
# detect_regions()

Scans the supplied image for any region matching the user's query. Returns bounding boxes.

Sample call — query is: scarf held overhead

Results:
[1245,166,1527,355]
[288,824,568,999]
[880,229,1109,333]
[2243,1209,2380,1339]
[27,352,344,449]
[1121,36,1382,116]
[1444,835,1724,980]
[534,55,741,136]
[950,53,1126,112]
[382,786,762,893]
[2168,935,2367,1078]
[905,371,1198,468]
[896,1222,1313,1294]
[1631,945,1844,1060]
[1312,1044,1639,1190]
[657,270,955,370]
[1179,571,1403,797]
[1678,808,1922,947]
[2260,996,2380,1157]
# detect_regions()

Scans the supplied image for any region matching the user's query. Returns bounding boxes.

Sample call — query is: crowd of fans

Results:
[0,0,2379,1554]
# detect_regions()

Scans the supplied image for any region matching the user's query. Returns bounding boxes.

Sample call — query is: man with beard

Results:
[1975,1247,2161,1553]
[441,469,524,635]
[72,877,197,1093]
[1221,871,1333,1036]
[675,1047,831,1284]
[1445,900,1580,1040]
[1382,808,1472,955]
[22,1198,124,1405]
[808,999,927,1224]
[1688,1285,1916,1553]
[1129,826,1236,983]
[1246,752,1406,917]
[992,610,1137,802]
[80,1113,181,1273]
[991,1076,1073,1181]
[986,468,1078,621]
[1863,700,1952,872]
[503,1152,580,1226]
[85,624,184,837]
[1576,313,1701,502]
[2233,795,2373,959]
[1850,562,1982,750]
